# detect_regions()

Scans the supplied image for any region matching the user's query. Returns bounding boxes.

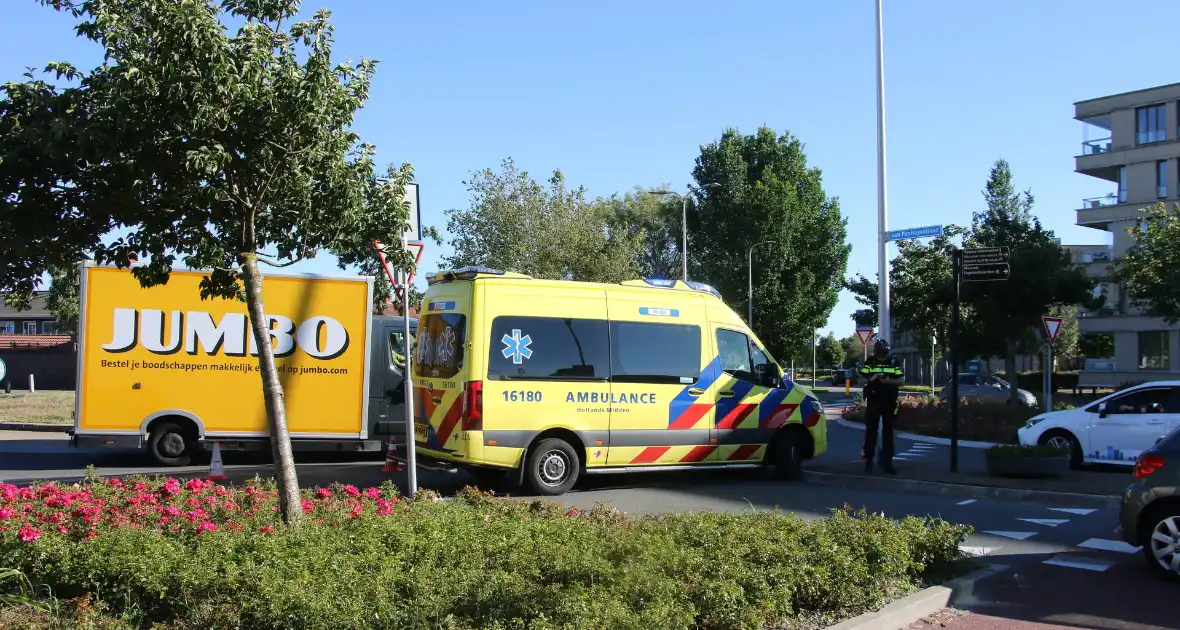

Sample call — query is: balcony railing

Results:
[1082,195,1118,209]
[1082,137,1113,154]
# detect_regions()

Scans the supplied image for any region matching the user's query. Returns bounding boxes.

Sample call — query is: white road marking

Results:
[981,530,1038,540]
[1018,518,1070,527]
[907,443,938,450]
[1048,508,1097,516]
[1042,555,1116,572]
[1078,538,1141,554]
[959,545,998,557]
[957,499,977,505]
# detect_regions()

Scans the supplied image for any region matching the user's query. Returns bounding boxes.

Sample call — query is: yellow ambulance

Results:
[411,266,827,495]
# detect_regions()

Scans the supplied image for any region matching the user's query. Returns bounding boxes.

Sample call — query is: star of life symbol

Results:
[416,333,432,364]
[501,329,533,365]
[436,327,456,363]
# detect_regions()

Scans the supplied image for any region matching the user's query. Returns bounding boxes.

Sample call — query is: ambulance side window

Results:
[717,329,775,388]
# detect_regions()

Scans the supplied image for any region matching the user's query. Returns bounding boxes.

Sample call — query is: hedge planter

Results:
[985,445,1071,478]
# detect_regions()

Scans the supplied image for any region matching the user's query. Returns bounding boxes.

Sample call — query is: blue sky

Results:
[4,0,1177,340]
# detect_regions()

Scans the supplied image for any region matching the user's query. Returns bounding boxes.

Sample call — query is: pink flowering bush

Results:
[0,476,971,630]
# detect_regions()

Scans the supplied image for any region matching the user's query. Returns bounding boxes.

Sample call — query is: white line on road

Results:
[1043,555,1116,572]
[1048,507,1097,516]
[957,499,977,505]
[1017,518,1070,527]
[981,530,1038,540]
[1078,538,1140,554]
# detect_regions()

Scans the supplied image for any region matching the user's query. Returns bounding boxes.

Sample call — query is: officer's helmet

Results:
[872,337,890,359]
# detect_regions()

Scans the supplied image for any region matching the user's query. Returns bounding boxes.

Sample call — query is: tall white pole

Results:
[681,196,689,280]
[875,0,891,345]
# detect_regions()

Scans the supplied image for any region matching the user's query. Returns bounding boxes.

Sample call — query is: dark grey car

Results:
[1119,426,1180,581]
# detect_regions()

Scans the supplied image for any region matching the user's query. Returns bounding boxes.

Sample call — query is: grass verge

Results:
[0,475,973,630]
[0,392,73,425]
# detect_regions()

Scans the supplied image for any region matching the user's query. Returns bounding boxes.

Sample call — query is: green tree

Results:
[964,159,1097,403]
[1115,202,1180,323]
[844,275,878,328]
[689,126,850,360]
[1,0,413,523]
[596,186,683,279]
[839,333,866,367]
[45,265,80,337]
[818,332,843,369]
[443,158,644,283]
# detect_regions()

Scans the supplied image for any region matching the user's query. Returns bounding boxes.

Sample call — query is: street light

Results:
[747,240,775,325]
[649,182,720,280]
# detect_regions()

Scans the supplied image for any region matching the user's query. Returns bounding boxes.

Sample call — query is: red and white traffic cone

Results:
[207,441,228,481]
[381,437,402,473]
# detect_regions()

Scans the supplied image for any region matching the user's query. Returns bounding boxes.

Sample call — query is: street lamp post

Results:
[747,240,774,325]
[649,182,720,280]
[875,0,892,345]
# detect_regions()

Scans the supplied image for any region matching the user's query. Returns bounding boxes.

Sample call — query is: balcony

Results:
[1081,194,1118,209]
[1082,137,1113,155]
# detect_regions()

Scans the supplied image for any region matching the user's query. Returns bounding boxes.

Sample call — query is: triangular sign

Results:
[1041,316,1064,346]
[856,327,874,345]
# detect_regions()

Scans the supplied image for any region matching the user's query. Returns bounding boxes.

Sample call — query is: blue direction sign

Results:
[886,224,944,241]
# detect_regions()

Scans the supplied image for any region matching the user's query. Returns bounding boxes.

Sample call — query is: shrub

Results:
[841,397,1033,444]
[900,385,934,394]
[0,478,971,630]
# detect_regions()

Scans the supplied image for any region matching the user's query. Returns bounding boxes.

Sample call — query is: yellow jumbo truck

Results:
[69,262,417,466]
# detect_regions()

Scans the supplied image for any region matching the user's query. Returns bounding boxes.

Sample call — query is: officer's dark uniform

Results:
[858,338,903,474]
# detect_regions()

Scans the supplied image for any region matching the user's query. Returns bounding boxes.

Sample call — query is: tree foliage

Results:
[839,334,867,368]
[596,186,684,279]
[443,158,644,283]
[818,333,843,369]
[1115,202,1180,324]
[689,126,850,360]
[1,0,413,522]
[964,159,1097,401]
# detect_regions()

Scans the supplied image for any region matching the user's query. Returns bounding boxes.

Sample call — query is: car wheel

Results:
[524,438,581,496]
[1140,509,1180,582]
[770,430,806,481]
[1039,430,1083,470]
[147,420,196,467]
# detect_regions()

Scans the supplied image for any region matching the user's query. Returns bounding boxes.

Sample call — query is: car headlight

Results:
[1025,416,1046,428]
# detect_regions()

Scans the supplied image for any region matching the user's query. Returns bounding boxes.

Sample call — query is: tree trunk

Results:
[1005,338,1019,405]
[240,253,302,523]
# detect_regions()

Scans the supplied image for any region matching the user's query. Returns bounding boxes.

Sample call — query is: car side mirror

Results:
[1097,402,1108,418]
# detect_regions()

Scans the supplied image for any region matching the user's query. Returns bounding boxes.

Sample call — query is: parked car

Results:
[1119,424,1180,581]
[938,373,1038,407]
[1017,380,1180,469]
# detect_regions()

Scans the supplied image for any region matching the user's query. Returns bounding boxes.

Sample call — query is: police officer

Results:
[859,337,904,474]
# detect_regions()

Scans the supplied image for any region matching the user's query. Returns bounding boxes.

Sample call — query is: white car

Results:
[1017,380,1180,468]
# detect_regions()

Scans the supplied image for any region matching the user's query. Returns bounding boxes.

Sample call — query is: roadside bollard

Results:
[28,374,35,393]
[844,378,850,396]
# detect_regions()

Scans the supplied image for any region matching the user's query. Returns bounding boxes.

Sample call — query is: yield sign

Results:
[1041,316,1064,346]
[856,327,875,346]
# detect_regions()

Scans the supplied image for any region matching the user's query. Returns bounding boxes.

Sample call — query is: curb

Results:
[835,418,999,450]
[803,469,1121,509]
[0,422,72,433]
[825,563,1007,630]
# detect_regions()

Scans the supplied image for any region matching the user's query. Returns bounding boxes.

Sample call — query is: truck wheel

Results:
[148,421,196,467]
[525,438,580,496]
[770,430,806,481]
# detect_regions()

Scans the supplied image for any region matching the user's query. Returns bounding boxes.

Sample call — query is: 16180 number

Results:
[503,390,543,403]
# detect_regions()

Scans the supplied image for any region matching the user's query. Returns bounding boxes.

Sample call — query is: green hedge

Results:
[993,370,1080,392]
[1,477,971,630]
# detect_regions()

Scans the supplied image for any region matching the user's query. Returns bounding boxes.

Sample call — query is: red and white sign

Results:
[374,238,426,288]
[1041,315,1064,346]
[856,327,875,346]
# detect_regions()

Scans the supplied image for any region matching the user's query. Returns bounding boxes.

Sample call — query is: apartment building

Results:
[1074,82,1180,387]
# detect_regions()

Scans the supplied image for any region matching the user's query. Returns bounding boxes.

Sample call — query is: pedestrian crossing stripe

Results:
[981,530,1037,540]
[957,499,977,505]
[1078,538,1140,553]
[1018,518,1070,527]
[1042,555,1115,572]
[1048,507,1097,516]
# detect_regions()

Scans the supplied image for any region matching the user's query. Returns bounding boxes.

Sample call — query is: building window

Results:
[0,321,13,334]
[1159,160,1169,198]
[1138,331,1170,370]
[1137,104,1166,144]
[22,321,37,334]
[1118,166,1127,202]
[41,321,57,335]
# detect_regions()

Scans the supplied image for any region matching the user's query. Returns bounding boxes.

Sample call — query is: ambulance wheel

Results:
[770,430,806,481]
[525,438,580,496]
[148,420,196,467]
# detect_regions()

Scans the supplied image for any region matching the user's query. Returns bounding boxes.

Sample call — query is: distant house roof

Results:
[0,292,53,319]
[0,334,72,349]
[375,298,419,319]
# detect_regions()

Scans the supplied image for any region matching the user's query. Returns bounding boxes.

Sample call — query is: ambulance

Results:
[71,262,417,466]
[411,266,827,495]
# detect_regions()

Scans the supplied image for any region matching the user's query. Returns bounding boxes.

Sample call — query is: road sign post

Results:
[856,327,874,362]
[949,250,961,473]
[1041,315,1064,413]
[372,236,427,499]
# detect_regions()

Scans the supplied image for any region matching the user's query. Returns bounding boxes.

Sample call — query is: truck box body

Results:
[72,263,415,465]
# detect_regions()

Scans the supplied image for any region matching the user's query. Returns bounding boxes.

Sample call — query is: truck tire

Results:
[524,438,580,496]
[148,420,196,467]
